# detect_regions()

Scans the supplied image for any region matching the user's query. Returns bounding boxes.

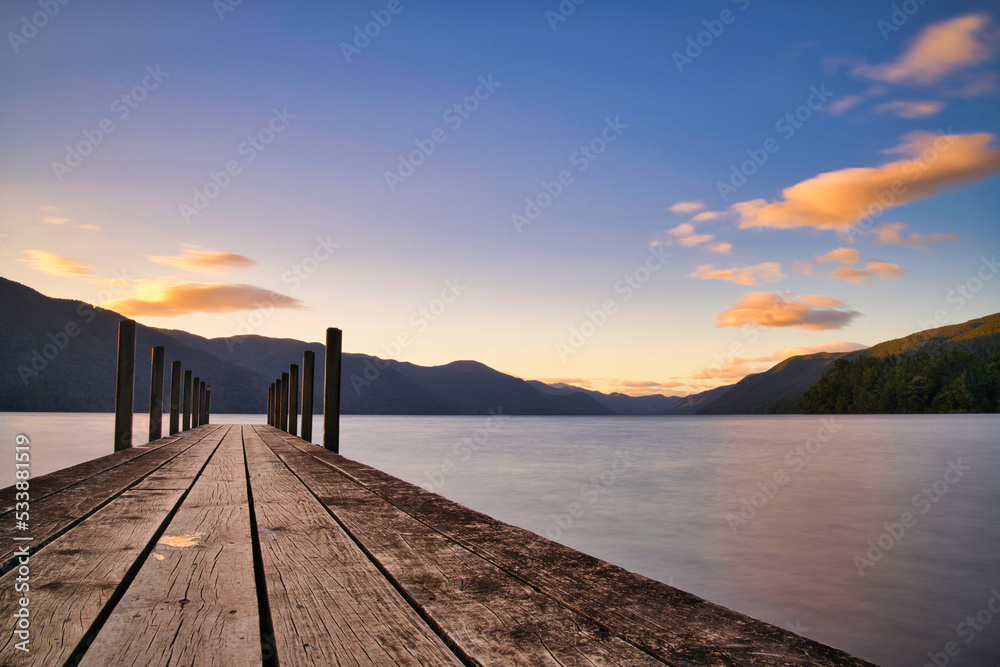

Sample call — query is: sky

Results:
[2,0,999,396]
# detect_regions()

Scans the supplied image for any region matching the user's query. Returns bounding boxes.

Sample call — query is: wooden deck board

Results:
[0,426,224,574]
[80,426,261,667]
[0,425,875,667]
[0,429,225,666]
[243,426,462,667]
[276,432,875,667]
[257,426,666,667]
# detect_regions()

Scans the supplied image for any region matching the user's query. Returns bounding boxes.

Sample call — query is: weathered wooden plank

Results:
[277,433,874,667]
[242,426,462,667]
[80,426,261,666]
[0,430,224,666]
[256,426,663,667]
[0,426,225,575]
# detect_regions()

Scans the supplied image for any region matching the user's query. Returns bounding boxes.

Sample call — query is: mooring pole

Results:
[114,319,136,452]
[199,381,207,425]
[323,327,342,453]
[191,376,201,428]
[204,386,211,424]
[279,372,289,432]
[182,370,192,430]
[169,360,181,435]
[288,364,299,437]
[301,350,315,443]
[267,383,274,426]
[148,346,165,443]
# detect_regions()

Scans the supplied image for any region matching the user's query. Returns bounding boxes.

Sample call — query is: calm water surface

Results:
[2,413,998,666]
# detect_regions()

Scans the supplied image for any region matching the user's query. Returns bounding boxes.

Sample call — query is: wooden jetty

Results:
[0,424,874,666]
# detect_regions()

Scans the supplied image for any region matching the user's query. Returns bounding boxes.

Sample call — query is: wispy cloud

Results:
[717,292,859,330]
[688,262,784,285]
[147,247,257,275]
[853,13,999,86]
[824,94,865,115]
[830,260,906,284]
[732,131,1000,231]
[669,200,705,214]
[678,234,715,247]
[20,249,92,277]
[816,248,859,264]
[668,223,695,237]
[874,100,945,118]
[103,281,305,317]
[871,222,960,250]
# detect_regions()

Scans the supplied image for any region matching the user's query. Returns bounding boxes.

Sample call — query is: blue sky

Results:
[2,0,999,395]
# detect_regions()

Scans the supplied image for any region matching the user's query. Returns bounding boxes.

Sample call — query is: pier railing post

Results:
[200,381,207,425]
[272,379,279,426]
[182,370,192,431]
[114,319,136,452]
[192,376,201,428]
[279,372,289,432]
[204,386,211,424]
[301,350,315,443]
[169,360,181,435]
[267,383,274,426]
[148,346,165,443]
[288,364,299,437]
[323,327,342,453]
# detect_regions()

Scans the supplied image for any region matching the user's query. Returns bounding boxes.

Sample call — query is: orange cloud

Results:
[668,223,695,237]
[21,249,92,277]
[792,261,814,276]
[103,282,305,317]
[717,292,859,330]
[707,242,732,254]
[688,262,784,285]
[732,131,1000,231]
[669,200,705,214]
[872,222,960,250]
[853,13,999,85]
[691,211,722,223]
[148,247,256,275]
[874,100,945,118]
[678,234,714,247]
[830,260,906,284]
[816,248,859,264]
[825,94,864,115]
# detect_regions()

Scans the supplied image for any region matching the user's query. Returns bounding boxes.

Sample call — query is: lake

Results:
[2,413,998,666]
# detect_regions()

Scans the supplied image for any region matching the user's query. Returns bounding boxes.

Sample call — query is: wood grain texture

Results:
[0,427,224,575]
[243,426,462,666]
[276,432,876,667]
[257,426,663,667]
[80,426,261,667]
[0,430,223,666]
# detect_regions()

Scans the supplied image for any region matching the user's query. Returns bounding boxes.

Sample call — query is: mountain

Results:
[0,277,647,415]
[527,381,681,415]
[697,313,1000,415]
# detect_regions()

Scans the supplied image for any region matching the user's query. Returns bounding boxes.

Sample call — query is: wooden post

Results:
[114,319,136,452]
[191,376,200,428]
[267,384,273,426]
[169,360,181,435]
[301,350,315,443]
[323,327,342,453]
[204,385,211,424]
[279,372,289,432]
[148,346,165,443]
[199,381,207,425]
[270,380,278,426]
[182,370,192,431]
[288,364,299,437]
